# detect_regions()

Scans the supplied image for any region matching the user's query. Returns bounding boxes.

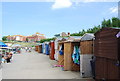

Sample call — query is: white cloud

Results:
[52,0,72,9]
[109,6,118,14]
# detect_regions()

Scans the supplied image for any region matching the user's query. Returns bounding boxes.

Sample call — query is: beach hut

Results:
[58,41,64,66]
[38,44,42,53]
[54,37,64,61]
[45,42,50,55]
[94,27,120,80]
[35,45,39,52]
[64,41,80,71]
[63,36,81,71]
[58,36,81,71]
[42,43,46,54]
[0,49,2,63]
[80,33,95,78]
[0,49,2,65]
[58,37,68,65]
[49,41,55,60]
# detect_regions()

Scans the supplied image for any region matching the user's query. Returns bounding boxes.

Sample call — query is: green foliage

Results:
[70,33,81,36]
[26,38,28,42]
[2,36,7,41]
[101,17,120,28]
[54,34,60,37]
[70,17,120,36]
[106,19,112,27]
[112,17,119,27]
[101,19,107,27]
[32,45,34,47]
[40,38,55,43]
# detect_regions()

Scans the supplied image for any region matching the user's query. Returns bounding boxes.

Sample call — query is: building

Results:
[27,32,46,42]
[6,32,46,42]
[7,35,26,42]
[60,32,68,37]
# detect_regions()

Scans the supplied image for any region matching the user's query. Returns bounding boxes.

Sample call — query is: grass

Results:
[3,41,38,47]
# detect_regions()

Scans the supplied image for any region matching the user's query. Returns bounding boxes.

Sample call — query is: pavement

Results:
[0,67,2,81]
[1,49,93,80]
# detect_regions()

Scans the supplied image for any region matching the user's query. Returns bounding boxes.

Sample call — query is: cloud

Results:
[109,6,118,14]
[52,0,72,9]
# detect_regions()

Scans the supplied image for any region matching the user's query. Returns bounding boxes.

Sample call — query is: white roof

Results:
[11,44,21,47]
[55,37,68,41]
[69,36,81,39]
[44,42,50,44]
[0,47,10,49]
[81,33,95,41]
[66,36,81,42]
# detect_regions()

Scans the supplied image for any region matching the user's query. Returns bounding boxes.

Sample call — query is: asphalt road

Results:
[2,50,83,79]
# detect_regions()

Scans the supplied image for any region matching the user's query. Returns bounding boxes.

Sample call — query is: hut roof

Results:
[64,36,81,42]
[55,37,68,41]
[44,42,50,44]
[81,33,95,41]
[94,27,120,36]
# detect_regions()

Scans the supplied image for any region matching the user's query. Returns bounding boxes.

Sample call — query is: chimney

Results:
[68,32,70,36]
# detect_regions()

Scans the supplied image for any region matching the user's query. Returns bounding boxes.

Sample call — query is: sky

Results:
[1,0,118,38]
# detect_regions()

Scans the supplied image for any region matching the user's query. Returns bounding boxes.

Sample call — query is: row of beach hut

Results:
[35,27,120,80]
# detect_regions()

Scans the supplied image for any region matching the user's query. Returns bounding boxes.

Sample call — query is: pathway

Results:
[2,50,83,79]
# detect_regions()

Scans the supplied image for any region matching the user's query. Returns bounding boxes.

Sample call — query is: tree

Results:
[2,36,7,41]
[70,33,81,36]
[26,38,28,42]
[101,19,107,27]
[60,17,120,37]
[118,19,120,27]
[54,34,60,37]
[106,19,112,27]
[40,38,55,43]
[112,17,119,27]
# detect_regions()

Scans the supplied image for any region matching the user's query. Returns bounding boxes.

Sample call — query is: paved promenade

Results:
[2,50,83,79]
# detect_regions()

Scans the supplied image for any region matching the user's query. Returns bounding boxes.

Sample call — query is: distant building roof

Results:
[60,32,68,37]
